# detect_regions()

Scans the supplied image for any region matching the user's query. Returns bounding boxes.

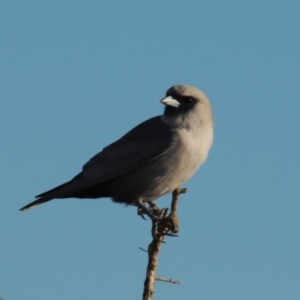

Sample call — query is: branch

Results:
[142,188,186,300]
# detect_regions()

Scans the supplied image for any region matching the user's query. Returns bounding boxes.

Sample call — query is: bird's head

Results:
[160,85,213,128]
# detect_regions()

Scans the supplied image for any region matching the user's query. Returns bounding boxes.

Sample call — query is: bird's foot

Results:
[137,201,168,221]
[137,201,173,239]
[136,189,186,239]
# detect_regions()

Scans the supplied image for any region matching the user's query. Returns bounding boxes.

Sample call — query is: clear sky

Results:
[1,1,300,299]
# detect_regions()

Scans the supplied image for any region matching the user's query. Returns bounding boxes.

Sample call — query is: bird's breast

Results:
[110,125,213,204]
[166,124,213,186]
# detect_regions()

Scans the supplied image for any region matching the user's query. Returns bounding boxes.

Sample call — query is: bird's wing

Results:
[82,116,175,180]
[20,116,176,211]
[40,116,175,198]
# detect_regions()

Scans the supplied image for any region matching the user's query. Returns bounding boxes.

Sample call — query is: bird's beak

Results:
[160,96,180,108]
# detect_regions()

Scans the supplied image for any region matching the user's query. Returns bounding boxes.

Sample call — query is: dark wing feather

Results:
[83,116,175,178]
[20,116,175,210]
[52,116,175,196]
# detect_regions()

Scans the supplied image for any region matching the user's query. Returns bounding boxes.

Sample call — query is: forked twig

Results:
[142,188,186,300]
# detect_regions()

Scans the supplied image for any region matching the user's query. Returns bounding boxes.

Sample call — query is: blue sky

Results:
[1,1,300,299]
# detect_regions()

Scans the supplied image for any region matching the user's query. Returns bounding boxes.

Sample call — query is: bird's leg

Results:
[137,200,167,221]
[137,200,157,221]
[137,204,152,220]
[148,202,168,218]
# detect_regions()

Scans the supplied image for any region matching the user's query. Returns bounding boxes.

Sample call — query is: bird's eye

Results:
[184,97,193,105]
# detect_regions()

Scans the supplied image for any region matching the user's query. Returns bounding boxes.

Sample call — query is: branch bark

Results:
[142,188,186,300]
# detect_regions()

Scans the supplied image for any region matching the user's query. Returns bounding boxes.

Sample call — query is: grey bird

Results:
[20,85,213,211]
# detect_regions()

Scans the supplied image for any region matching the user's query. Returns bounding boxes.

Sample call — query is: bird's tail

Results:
[19,197,52,211]
[20,173,83,211]
[20,172,111,211]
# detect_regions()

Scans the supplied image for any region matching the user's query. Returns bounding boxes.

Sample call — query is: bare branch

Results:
[142,188,186,300]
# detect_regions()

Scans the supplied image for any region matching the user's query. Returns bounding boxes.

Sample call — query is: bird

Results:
[20,85,213,212]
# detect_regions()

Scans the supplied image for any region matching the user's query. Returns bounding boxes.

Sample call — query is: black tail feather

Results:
[20,172,111,211]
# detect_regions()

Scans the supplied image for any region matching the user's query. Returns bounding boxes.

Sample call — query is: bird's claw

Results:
[136,201,168,221]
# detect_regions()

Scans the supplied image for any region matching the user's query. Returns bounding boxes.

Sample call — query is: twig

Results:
[139,247,148,252]
[142,188,186,300]
[155,277,181,284]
